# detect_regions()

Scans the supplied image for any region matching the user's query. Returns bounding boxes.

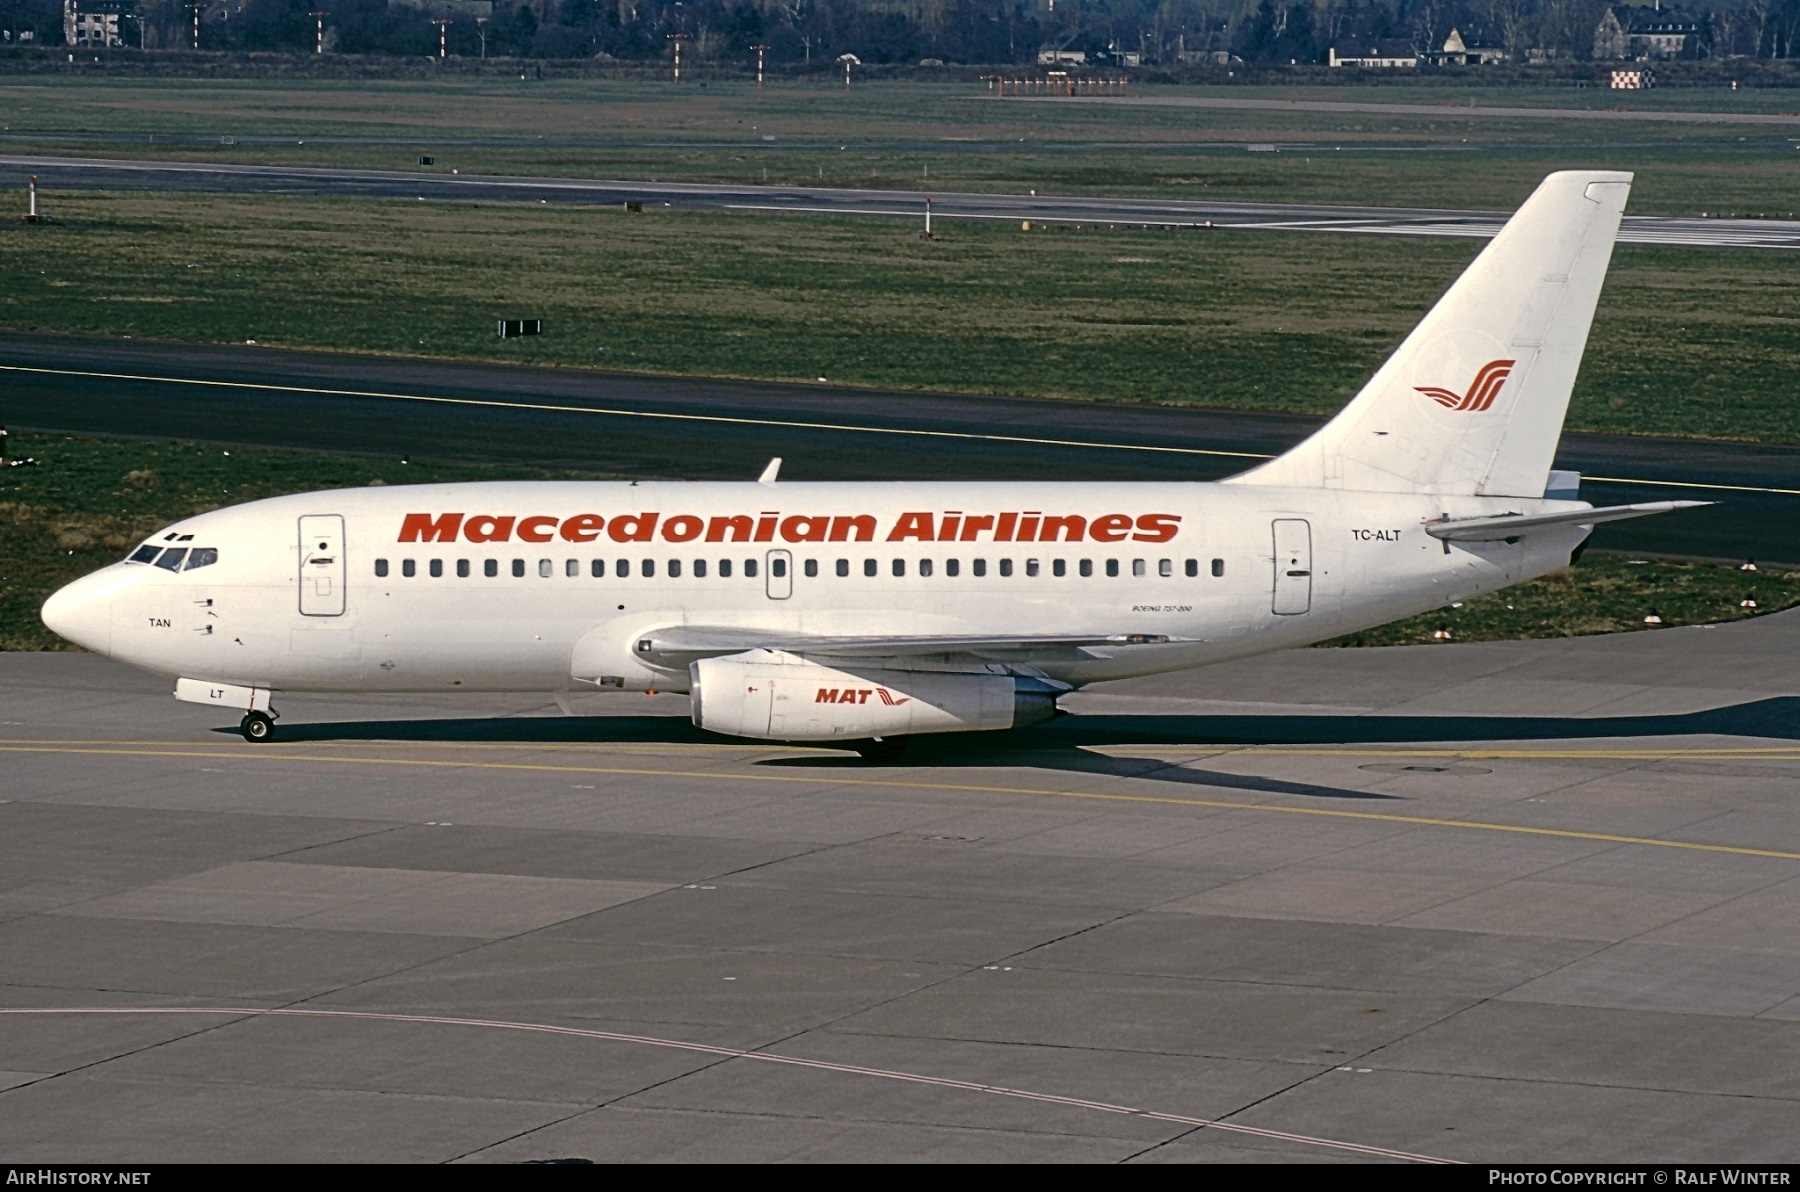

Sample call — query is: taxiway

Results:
[2,612,1799,1161]
[3,154,1797,251]
[4,333,1798,563]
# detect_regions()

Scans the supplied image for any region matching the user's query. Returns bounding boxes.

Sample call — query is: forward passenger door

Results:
[298,515,346,617]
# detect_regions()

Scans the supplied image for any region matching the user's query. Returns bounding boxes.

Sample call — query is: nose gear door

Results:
[299,515,346,617]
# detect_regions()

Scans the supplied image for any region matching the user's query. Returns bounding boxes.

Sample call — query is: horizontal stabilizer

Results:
[1425,500,1710,542]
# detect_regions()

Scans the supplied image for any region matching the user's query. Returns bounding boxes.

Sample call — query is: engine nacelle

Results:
[690,650,1059,741]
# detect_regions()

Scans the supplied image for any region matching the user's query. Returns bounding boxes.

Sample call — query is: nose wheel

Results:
[240,711,276,743]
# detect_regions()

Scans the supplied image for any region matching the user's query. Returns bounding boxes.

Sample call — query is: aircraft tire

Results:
[240,711,275,743]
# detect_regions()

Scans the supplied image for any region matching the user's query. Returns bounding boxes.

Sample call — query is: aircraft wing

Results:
[1425,500,1710,542]
[628,627,1189,667]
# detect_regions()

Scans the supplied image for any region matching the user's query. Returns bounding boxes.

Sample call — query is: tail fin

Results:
[1226,171,1631,498]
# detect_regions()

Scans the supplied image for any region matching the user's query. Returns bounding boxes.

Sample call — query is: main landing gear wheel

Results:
[240,711,275,743]
[853,737,908,763]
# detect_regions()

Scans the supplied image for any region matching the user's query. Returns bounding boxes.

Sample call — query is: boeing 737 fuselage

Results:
[41,172,1702,753]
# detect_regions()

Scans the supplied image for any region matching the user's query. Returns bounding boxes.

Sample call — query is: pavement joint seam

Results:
[0,1007,1454,1163]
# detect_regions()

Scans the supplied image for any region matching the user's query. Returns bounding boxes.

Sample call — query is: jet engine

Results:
[689,650,1059,741]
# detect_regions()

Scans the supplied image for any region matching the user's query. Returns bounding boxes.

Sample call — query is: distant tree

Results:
[309,0,439,54]
[725,1,763,50]
[216,0,315,51]
[1406,0,1463,53]
[1478,0,1531,56]
[532,22,588,54]
[1240,0,1318,61]
[495,0,538,54]
[1710,5,1741,56]
[2,0,63,43]
[1774,0,1800,55]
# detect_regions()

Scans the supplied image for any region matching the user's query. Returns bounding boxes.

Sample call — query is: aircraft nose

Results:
[42,572,114,656]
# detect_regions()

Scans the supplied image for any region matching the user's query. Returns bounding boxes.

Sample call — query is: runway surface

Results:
[4,153,1797,250]
[1016,93,1800,128]
[5,333,1799,564]
[4,611,1800,1161]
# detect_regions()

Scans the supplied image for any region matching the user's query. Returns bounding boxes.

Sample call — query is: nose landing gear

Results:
[240,710,277,743]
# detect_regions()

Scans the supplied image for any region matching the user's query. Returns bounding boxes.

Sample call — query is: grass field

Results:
[3,192,1797,442]
[1321,558,1800,647]
[4,80,1795,654]
[5,79,1800,213]
[6,431,1793,653]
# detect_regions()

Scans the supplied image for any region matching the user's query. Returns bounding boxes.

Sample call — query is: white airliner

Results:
[43,171,1702,755]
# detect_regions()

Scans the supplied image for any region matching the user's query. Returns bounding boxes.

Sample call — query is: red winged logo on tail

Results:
[1415,359,1515,413]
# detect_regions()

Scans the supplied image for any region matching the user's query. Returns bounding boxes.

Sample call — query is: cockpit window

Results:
[128,544,161,564]
[185,548,219,571]
[153,548,188,571]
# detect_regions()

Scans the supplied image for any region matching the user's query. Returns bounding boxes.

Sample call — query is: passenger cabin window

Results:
[1212,558,1226,578]
[892,559,906,578]
[1106,559,1120,578]
[1079,560,1093,578]
[669,559,682,578]
[402,559,416,578]
[566,559,579,578]
[429,559,444,578]
[1159,559,1173,578]
[615,559,629,579]
[919,559,933,578]
[1052,559,1066,578]
[1185,559,1199,578]
[745,559,758,578]
[973,559,987,577]
[803,559,818,578]
[771,557,787,579]
[592,559,605,578]
[1025,559,1040,578]
[694,559,708,578]
[945,559,959,577]
[1133,559,1147,577]
[836,559,849,578]
[512,559,525,578]
[641,559,655,578]
[999,559,1013,577]
[185,548,218,571]
[129,544,162,564]
[485,559,498,578]
[863,559,877,577]
[375,558,389,578]
[539,559,552,578]
[457,559,470,578]
[720,559,733,578]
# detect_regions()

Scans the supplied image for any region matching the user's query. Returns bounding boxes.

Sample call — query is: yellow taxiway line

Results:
[10,738,1800,767]
[5,739,1800,863]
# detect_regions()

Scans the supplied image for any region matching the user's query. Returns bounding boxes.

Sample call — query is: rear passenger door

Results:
[1271,519,1312,616]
